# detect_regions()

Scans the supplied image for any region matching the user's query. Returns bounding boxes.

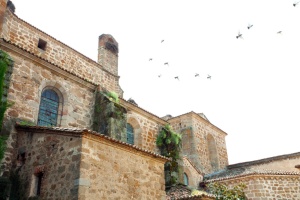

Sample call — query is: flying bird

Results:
[195,73,199,77]
[174,76,179,80]
[236,32,243,39]
[158,74,161,78]
[149,58,152,61]
[207,75,211,79]
[247,24,253,29]
[277,31,282,34]
[164,62,169,66]
[161,39,164,43]
[293,1,299,6]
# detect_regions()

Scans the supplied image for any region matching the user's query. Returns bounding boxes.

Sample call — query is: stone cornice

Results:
[168,112,227,136]
[120,98,167,125]
[0,38,97,90]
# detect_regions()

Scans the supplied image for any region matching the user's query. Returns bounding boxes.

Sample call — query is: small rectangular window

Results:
[38,39,47,51]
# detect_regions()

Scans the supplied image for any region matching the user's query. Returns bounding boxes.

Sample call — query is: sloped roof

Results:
[204,151,300,181]
[227,151,300,169]
[15,123,171,162]
[166,184,214,200]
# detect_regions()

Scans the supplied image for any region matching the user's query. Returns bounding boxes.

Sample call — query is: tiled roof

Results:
[0,38,99,86]
[204,151,300,182]
[166,184,192,200]
[166,184,214,200]
[9,10,115,79]
[15,123,171,161]
[204,168,300,182]
[175,194,215,200]
[227,151,300,169]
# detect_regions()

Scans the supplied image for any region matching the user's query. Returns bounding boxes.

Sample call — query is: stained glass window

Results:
[126,123,134,145]
[37,89,59,127]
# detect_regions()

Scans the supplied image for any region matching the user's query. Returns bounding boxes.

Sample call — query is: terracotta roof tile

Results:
[1,38,99,86]
[166,184,214,200]
[228,151,300,169]
[204,168,300,182]
[15,123,171,161]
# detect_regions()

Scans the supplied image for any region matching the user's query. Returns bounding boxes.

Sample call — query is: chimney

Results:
[0,0,7,35]
[98,34,119,76]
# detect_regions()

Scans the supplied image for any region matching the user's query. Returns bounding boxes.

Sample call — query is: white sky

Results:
[11,0,300,164]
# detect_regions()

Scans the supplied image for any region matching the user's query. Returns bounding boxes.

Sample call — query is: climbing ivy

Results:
[0,50,13,162]
[156,124,182,186]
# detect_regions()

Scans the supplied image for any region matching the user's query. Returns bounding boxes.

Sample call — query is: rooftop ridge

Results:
[15,123,171,162]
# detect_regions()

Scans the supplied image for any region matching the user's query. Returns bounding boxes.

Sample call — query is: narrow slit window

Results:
[38,39,47,50]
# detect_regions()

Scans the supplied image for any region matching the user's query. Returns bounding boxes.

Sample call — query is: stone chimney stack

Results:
[0,0,8,35]
[98,34,119,76]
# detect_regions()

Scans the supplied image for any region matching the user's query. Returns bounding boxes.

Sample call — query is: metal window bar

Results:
[37,90,59,127]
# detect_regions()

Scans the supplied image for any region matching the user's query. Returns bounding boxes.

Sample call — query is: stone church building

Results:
[0,1,299,199]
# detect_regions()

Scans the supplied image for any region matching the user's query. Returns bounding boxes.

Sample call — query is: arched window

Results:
[207,134,219,170]
[183,173,189,185]
[37,89,59,126]
[126,123,134,144]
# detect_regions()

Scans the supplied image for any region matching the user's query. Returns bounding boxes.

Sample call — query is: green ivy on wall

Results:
[93,89,127,142]
[156,124,182,187]
[0,50,13,162]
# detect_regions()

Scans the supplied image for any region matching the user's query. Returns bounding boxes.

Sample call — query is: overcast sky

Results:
[11,0,300,164]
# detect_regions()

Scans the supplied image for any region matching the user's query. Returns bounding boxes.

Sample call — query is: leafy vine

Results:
[156,124,182,186]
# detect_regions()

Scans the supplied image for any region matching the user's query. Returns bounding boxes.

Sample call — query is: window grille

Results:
[37,89,59,126]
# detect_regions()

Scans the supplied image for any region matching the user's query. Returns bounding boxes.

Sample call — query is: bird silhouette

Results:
[236,32,243,39]
[164,62,169,66]
[247,24,253,29]
[175,76,179,80]
[277,31,282,34]
[293,1,299,6]
[161,40,164,43]
[195,73,199,77]
[149,58,153,61]
[158,74,161,78]
[207,75,211,79]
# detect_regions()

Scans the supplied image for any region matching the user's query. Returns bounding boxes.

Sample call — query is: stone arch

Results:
[37,80,68,127]
[127,116,142,147]
[207,133,219,171]
[183,172,189,186]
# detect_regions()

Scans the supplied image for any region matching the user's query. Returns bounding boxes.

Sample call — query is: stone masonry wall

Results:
[169,113,228,175]
[193,115,228,173]
[248,156,300,172]
[219,175,300,200]
[14,129,82,199]
[79,133,167,200]
[126,111,165,153]
[182,157,203,188]
[1,9,122,95]
[3,51,95,128]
